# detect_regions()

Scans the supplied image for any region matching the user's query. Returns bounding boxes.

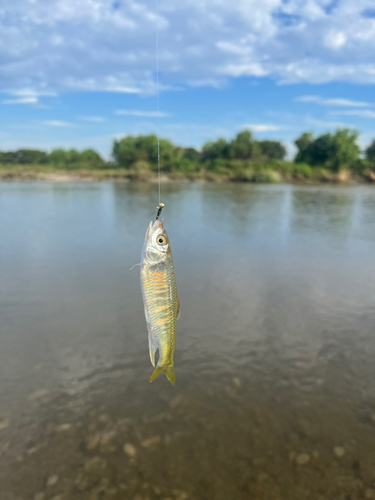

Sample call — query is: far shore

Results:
[1,166,375,185]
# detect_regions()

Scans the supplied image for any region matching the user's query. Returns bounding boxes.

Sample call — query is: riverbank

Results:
[1,165,375,184]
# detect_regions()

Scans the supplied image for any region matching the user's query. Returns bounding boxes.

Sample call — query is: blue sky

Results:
[1,0,375,159]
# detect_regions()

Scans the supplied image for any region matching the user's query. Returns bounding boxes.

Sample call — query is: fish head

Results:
[142,219,170,264]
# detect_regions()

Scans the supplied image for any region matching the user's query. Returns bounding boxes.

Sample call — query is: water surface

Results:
[1,182,375,500]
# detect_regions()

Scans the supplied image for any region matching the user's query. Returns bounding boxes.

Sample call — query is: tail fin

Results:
[150,365,175,385]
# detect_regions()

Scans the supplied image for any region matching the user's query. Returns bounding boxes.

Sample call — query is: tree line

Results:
[1,128,375,176]
[0,148,104,168]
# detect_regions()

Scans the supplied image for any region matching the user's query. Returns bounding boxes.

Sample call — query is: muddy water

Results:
[0,182,375,500]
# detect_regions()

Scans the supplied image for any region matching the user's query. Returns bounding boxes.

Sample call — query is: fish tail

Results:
[150,365,175,385]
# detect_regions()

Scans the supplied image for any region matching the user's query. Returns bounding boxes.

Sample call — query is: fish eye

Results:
[158,236,166,245]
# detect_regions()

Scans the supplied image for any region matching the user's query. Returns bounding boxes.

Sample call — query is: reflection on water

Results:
[1,183,375,500]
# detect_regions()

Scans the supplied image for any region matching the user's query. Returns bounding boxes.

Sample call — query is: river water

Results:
[0,182,375,500]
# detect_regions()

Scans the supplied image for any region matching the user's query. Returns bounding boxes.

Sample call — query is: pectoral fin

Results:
[129,262,140,271]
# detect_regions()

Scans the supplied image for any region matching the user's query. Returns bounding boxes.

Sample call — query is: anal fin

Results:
[148,331,158,367]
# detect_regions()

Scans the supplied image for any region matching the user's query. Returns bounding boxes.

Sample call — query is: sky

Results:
[1,0,375,159]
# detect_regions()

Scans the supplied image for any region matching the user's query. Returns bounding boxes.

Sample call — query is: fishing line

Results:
[155,0,161,208]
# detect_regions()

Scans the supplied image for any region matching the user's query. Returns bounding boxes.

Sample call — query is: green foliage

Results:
[47,148,104,169]
[201,130,279,167]
[183,147,201,163]
[251,169,281,183]
[258,140,287,161]
[230,166,253,182]
[295,128,360,172]
[365,140,375,162]
[0,149,48,165]
[0,127,372,183]
[228,130,260,160]
[174,158,200,173]
[312,167,333,182]
[79,149,104,167]
[292,163,313,179]
[202,138,229,162]
[295,133,314,163]
[112,134,177,170]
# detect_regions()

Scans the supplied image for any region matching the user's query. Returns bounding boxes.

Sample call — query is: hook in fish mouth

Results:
[156,202,164,220]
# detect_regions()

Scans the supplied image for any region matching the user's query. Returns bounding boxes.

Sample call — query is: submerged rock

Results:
[123,443,137,458]
[333,446,345,458]
[28,388,50,401]
[365,489,375,499]
[172,489,189,500]
[86,433,100,451]
[0,418,10,431]
[33,493,45,500]
[56,423,72,432]
[46,475,59,487]
[100,430,117,451]
[169,395,183,409]
[296,453,310,465]
[141,436,161,448]
[232,377,241,388]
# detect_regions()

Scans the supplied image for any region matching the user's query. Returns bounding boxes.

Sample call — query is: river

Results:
[0,182,375,500]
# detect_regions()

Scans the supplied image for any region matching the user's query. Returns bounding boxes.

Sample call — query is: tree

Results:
[48,149,69,165]
[228,130,260,160]
[80,149,104,167]
[294,129,360,171]
[324,129,360,171]
[112,136,138,167]
[258,140,287,161]
[294,132,314,164]
[0,149,47,164]
[183,147,201,163]
[112,135,177,170]
[16,149,48,164]
[0,151,19,164]
[365,140,375,162]
[201,138,229,162]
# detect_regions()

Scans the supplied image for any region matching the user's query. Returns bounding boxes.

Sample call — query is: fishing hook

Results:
[156,202,164,220]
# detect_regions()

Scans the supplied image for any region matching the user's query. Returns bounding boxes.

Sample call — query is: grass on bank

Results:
[0,161,374,183]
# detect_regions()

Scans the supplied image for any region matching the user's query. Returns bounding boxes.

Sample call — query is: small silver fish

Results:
[140,219,179,385]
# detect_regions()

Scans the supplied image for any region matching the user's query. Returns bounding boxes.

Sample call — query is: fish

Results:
[140,219,180,385]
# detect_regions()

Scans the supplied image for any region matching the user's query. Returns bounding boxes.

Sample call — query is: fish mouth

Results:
[152,219,163,231]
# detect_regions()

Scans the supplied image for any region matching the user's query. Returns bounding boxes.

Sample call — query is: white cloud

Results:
[42,121,74,127]
[333,109,375,119]
[2,88,57,107]
[296,95,373,108]
[244,124,281,132]
[2,97,38,105]
[324,31,347,49]
[8,89,57,97]
[115,110,172,117]
[304,117,352,129]
[1,0,375,92]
